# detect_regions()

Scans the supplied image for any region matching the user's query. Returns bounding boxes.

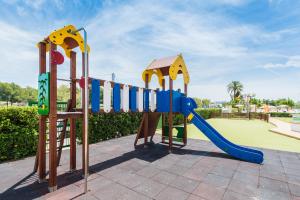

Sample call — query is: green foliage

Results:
[227,81,243,103]
[76,113,142,144]
[192,98,211,108]
[0,107,38,162]
[194,108,222,119]
[262,98,295,108]
[270,112,292,117]
[0,82,38,105]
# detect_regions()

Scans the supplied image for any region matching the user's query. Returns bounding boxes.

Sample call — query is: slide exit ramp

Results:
[180,97,263,164]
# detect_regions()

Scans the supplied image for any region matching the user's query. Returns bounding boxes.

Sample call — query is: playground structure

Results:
[35,25,264,193]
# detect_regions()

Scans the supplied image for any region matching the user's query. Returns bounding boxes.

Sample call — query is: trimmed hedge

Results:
[270,112,292,117]
[194,108,222,119]
[76,113,143,144]
[0,107,39,162]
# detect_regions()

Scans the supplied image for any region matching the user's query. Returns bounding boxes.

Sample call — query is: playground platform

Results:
[1,135,300,200]
[269,118,300,140]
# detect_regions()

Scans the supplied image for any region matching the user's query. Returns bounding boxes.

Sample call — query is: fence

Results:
[220,112,269,122]
[29,101,71,151]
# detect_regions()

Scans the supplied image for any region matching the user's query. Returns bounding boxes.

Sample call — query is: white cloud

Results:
[263,56,300,69]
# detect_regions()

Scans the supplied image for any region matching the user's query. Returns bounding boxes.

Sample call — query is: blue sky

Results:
[1,0,300,101]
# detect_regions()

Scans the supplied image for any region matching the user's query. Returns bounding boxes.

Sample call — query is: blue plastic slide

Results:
[180,97,263,164]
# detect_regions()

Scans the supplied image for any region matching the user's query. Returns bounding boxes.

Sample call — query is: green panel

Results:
[38,72,50,115]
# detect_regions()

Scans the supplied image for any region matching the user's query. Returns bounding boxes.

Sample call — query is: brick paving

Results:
[0,135,300,200]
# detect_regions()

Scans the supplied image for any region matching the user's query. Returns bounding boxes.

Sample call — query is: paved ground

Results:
[270,117,300,140]
[1,135,300,200]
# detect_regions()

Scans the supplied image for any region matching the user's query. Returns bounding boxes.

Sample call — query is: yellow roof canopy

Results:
[142,54,190,86]
[39,25,90,58]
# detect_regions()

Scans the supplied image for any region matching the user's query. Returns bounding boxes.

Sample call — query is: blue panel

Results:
[143,89,149,112]
[113,83,121,112]
[129,87,137,112]
[156,90,183,112]
[91,79,100,113]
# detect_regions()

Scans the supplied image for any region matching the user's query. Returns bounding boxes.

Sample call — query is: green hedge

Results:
[270,112,292,117]
[76,113,142,144]
[194,108,222,119]
[0,107,39,162]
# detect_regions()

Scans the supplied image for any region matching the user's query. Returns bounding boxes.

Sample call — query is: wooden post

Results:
[161,79,165,143]
[81,52,86,173]
[48,42,58,192]
[38,42,47,182]
[183,83,187,145]
[168,77,173,152]
[144,74,149,146]
[70,51,76,171]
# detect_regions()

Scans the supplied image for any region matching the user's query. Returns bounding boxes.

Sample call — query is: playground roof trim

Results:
[142,54,190,85]
[147,55,179,70]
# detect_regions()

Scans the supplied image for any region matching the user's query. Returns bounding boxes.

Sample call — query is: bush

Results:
[269,112,292,117]
[0,107,39,162]
[194,108,222,119]
[76,113,142,144]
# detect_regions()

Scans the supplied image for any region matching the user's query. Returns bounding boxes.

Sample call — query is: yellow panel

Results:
[142,69,164,87]
[169,54,190,84]
[38,25,90,58]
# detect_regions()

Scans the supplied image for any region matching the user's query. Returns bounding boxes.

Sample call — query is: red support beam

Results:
[144,74,149,146]
[70,51,76,171]
[38,42,47,182]
[183,83,188,145]
[161,79,165,143]
[168,78,173,152]
[48,42,58,192]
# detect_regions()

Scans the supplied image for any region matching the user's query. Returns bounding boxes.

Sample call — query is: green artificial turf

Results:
[186,118,300,153]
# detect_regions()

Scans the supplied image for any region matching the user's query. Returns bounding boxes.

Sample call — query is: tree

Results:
[0,82,13,106]
[227,81,243,102]
[193,98,203,108]
[202,98,211,108]
[57,85,70,101]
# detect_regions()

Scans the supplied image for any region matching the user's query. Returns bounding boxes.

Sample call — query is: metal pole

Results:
[83,29,88,194]
[72,27,89,194]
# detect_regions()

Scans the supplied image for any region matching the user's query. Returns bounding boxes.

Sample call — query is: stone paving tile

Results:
[75,193,99,200]
[192,182,226,200]
[258,188,291,200]
[222,190,254,200]
[227,179,258,197]
[286,174,300,185]
[284,167,300,176]
[292,196,300,200]
[151,171,178,185]
[155,186,190,200]
[136,166,160,178]
[170,175,200,193]
[133,179,167,198]
[259,177,290,193]
[209,165,236,178]
[260,169,287,182]
[1,135,300,200]
[92,182,150,200]
[289,183,300,197]
[187,194,206,200]
[183,167,208,181]
[202,173,231,188]
[77,175,113,192]
[232,170,259,185]
[117,172,148,189]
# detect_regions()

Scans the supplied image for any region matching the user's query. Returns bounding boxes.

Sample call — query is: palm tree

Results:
[227,81,243,102]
